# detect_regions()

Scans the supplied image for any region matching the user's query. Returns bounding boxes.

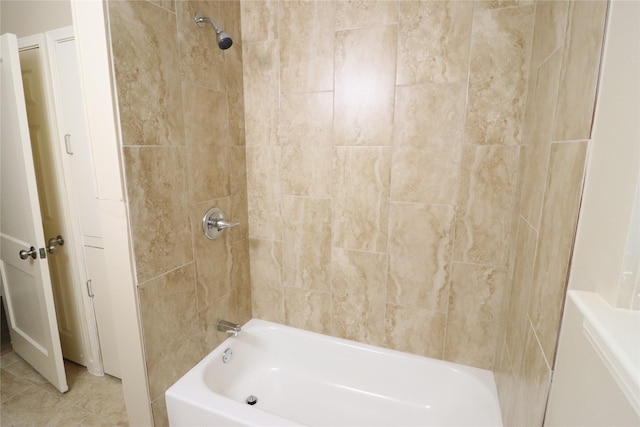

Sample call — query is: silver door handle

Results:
[47,235,64,254]
[19,246,38,260]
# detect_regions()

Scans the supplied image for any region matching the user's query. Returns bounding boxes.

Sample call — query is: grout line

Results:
[136,260,196,287]
[450,259,508,270]
[549,139,590,145]
[388,200,457,208]
[330,246,387,256]
[526,314,553,372]
[519,213,538,235]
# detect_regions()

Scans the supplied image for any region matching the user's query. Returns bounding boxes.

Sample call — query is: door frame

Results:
[17,31,103,376]
[70,1,152,425]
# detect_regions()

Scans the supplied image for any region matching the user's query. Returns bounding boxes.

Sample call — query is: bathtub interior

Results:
[167,319,503,426]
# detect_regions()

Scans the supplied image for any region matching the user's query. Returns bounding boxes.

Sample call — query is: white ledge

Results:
[568,290,640,416]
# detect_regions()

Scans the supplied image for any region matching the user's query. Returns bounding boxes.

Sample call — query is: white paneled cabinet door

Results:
[19,42,86,367]
[0,33,68,393]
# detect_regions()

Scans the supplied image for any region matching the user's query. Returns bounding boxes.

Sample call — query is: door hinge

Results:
[86,279,94,298]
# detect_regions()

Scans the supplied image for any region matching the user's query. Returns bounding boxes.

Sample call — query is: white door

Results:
[47,32,120,377]
[19,43,86,367]
[0,33,68,392]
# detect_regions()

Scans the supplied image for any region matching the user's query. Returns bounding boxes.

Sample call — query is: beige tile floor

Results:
[0,346,128,426]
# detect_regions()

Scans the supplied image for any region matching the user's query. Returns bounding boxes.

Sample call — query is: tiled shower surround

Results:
[107,0,607,425]
[108,1,250,424]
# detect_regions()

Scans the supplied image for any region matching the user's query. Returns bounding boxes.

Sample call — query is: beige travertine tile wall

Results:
[107,0,250,425]
[495,1,607,426]
[242,0,535,371]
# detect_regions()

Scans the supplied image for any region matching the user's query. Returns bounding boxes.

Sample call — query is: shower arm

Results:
[195,13,223,35]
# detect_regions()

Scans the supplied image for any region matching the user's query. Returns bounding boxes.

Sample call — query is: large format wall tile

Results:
[494,339,519,426]
[199,291,239,351]
[282,197,331,292]
[123,147,192,283]
[528,141,587,362]
[332,248,387,346]
[476,0,535,10]
[335,0,398,30]
[183,83,231,203]
[334,25,397,146]
[284,287,332,335]
[109,0,184,147]
[246,146,282,240]
[240,0,278,44]
[238,0,596,379]
[390,144,461,205]
[279,1,335,93]
[229,147,249,241]
[385,304,446,359]
[279,92,333,198]
[444,262,506,369]
[231,238,252,323]
[138,264,203,400]
[553,1,607,141]
[518,50,563,228]
[147,0,175,13]
[112,1,248,422]
[249,239,284,323]
[504,216,537,369]
[397,1,473,85]
[243,41,279,145]
[387,203,455,312]
[176,1,225,92]
[191,199,232,311]
[390,82,465,205]
[512,325,552,427]
[454,145,519,266]
[151,395,169,427]
[332,147,391,252]
[464,5,534,145]
[529,1,570,69]
[225,47,247,147]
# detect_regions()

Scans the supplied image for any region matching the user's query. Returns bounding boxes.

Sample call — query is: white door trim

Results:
[70,1,153,425]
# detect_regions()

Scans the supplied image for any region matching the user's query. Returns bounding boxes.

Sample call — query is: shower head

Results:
[217,32,233,50]
[195,12,233,50]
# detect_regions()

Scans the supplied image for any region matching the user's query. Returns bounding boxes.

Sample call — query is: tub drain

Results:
[246,395,258,405]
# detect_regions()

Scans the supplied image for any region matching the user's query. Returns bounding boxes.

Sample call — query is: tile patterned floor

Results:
[0,346,128,426]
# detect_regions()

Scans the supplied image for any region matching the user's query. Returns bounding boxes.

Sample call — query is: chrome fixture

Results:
[19,246,38,260]
[202,207,240,240]
[194,12,233,50]
[217,320,242,337]
[222,348,233,363]
[47,235,64,254]
[19,235,63,260]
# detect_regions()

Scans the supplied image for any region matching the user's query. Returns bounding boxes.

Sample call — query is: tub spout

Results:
[217,320,241,337]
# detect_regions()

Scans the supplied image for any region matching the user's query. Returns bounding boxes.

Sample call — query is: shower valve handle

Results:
[202,207,240,240]
[212,219,240,231]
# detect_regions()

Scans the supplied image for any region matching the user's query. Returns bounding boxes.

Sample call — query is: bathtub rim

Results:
[166,318,501,426]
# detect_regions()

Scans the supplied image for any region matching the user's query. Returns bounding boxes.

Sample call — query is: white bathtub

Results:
[165,319,503,426]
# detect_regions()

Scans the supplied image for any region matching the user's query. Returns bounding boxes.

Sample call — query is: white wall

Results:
[546,294,639,426]
[0,1,72,38]
[546,1,640,425]
[567,0,640,306]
